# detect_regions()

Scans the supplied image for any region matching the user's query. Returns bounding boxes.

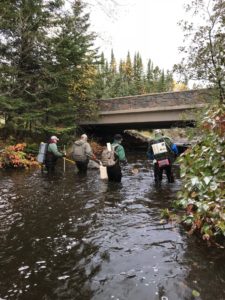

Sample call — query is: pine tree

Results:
[0,0,98,138]
[92,52,107,99]
[0,0,61,135]
[110,49,117,75]
[145,59,154,92]
[48,0,98,127]
[125,52,133,84]
[90,50,175,99]
[133,52,145,94]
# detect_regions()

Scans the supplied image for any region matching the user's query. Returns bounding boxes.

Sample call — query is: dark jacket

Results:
[147,134,178,163]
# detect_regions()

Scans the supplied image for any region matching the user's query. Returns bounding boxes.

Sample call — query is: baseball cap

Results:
[114,134,123,140]
[50,135,59,141]
[81,134,88,140]
[154,129,162,135]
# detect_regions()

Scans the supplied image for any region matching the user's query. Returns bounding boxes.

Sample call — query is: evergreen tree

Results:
[49,0,98,127]
[104,49,120,98]
[0,0,61,135]
[91,50,176,99]
[159,70,165,92]
[118,59,127,96]
[109,49,117,75]
[146,59,154,92]
[125,52,133,84]
[133,52,145,94]
[92,52,107,99]
[0,0,98,138]
[165,71,174,91]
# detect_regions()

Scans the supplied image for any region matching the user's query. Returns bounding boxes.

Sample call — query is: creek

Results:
[0,152,225,300]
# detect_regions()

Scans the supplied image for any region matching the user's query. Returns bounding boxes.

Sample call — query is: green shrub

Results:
[175,104,225,244]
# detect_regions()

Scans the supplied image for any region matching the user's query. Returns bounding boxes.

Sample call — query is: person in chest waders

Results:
[72,134,96,174]
[45,136,66,174]
[147,129,178,185]
[105,134,127,183]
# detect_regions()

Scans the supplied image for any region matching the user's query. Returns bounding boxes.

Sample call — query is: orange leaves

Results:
[7,143,26,152]
[0,143,38,169]
[90,141,104,156]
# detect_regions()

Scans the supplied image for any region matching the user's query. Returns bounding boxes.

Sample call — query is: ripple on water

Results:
[0,157,225,300]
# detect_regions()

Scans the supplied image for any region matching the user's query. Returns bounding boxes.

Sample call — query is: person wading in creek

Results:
[72,134,97,174]
[45,136,66,173]
[147,129,178,185]
[101,134,127,183]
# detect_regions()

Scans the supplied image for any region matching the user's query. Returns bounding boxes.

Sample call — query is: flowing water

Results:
[0,153,225,300]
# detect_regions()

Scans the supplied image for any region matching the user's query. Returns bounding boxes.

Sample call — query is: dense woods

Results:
[92,50,175,99]
[0,0,98,139]
[0,0,178,140]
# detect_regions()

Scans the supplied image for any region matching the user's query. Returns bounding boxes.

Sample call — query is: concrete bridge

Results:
[80,89,212,134]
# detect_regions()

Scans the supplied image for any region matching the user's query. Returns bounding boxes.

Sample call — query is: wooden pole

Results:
[63,145,66,173]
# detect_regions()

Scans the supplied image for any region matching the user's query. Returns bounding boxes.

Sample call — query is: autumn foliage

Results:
[90,141,104,156]
[0,143,39,169]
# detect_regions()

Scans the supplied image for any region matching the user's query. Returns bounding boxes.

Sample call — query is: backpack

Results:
[72,142,86,161]
[37,142,48,164]
[151,138,170,161]
[101,144,118,167]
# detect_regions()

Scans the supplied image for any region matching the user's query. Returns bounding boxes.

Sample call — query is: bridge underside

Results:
[80,120,195,137]
[79,105,198,136]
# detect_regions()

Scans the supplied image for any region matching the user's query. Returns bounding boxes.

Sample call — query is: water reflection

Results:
[0,154,225,300]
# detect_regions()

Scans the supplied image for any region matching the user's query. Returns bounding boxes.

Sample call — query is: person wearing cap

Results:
[72,134,96,174]
[147,129,178,184]
[107,134,127,182]
[45,136,66,173]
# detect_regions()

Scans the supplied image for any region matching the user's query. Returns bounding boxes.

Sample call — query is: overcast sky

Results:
[88,0,188,71]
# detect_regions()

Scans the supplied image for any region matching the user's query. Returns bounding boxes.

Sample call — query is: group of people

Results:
[44,129,178,185]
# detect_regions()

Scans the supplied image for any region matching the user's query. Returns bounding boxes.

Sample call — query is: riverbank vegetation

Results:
[172,0,225,245]
[0,143,39,169]
[175,104,225,245]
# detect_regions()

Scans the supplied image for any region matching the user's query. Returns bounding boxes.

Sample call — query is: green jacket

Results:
[48,143,63,158]
[112,142,126,161]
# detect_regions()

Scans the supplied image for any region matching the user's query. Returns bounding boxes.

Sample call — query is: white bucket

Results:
[99,165,108,180]
[106,142,112,151]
